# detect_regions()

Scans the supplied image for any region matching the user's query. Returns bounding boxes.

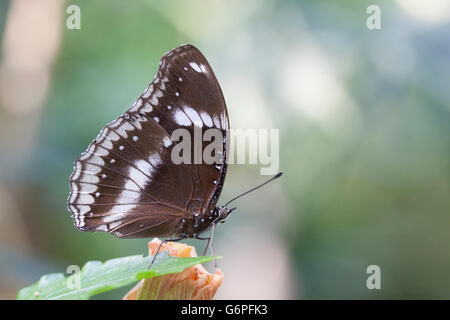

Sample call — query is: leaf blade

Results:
[17,252,217,300]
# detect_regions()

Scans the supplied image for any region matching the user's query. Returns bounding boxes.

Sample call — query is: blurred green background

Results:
[1,0,450,299]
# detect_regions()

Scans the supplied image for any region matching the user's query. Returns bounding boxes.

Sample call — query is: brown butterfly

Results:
[67,44,282,263]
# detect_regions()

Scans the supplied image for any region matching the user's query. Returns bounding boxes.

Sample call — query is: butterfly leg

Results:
[196,223,217,268]
[195,236,211,256]
[147,235,186,270]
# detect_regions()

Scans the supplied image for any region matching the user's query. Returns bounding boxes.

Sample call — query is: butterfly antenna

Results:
[223,172,283,207]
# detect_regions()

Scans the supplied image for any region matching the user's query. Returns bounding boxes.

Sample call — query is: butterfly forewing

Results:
[68,44,229,238]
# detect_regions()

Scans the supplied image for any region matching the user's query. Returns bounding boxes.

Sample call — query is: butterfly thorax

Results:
[178,206,232,238]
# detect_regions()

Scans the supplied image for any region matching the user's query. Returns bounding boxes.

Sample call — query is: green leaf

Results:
[17,252,217,300]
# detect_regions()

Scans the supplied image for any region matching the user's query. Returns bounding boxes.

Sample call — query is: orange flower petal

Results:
[124,238,223,300]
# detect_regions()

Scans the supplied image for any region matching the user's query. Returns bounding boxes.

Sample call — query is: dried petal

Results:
[124,238,223,300]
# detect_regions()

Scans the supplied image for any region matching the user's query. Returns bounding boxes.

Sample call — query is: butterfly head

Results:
[216,206,236,224]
